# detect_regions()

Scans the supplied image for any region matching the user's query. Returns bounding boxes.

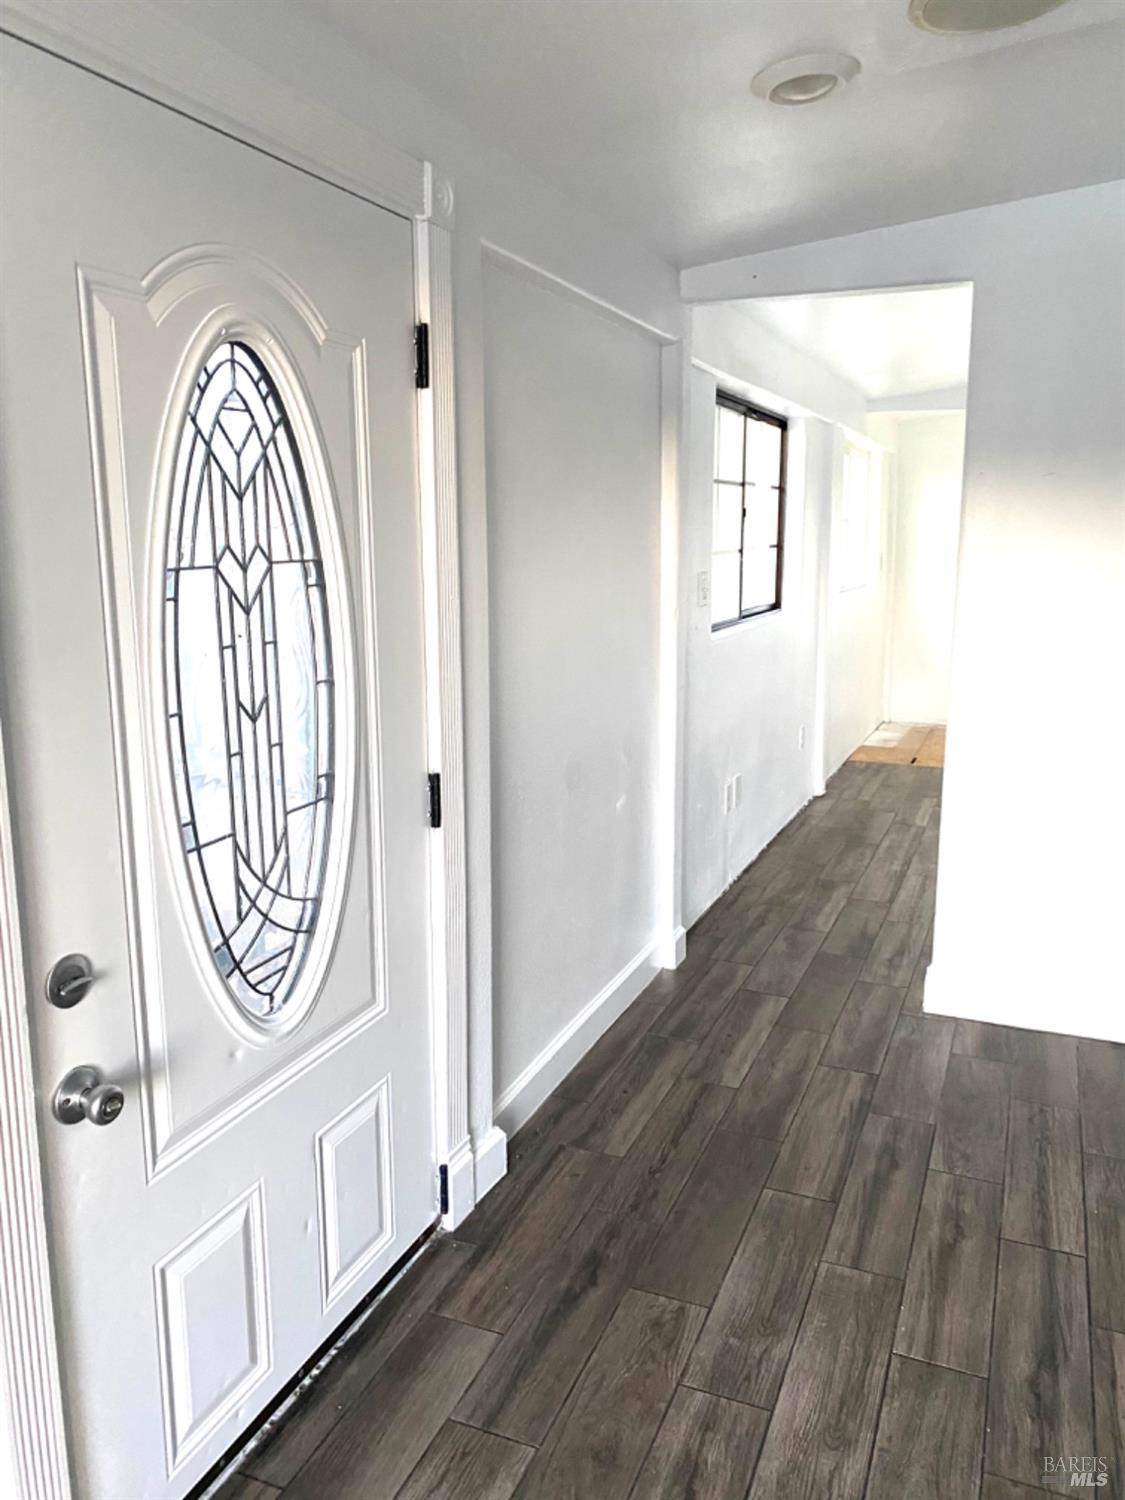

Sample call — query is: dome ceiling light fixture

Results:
[750,52,862,106]
[908,0,1072,33]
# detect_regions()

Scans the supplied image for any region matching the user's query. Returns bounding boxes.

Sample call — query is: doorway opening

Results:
[685,282,972,1009]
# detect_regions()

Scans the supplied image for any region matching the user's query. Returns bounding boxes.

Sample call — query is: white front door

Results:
[0,39,439,1500]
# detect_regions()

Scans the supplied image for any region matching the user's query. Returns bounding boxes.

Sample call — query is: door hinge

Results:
[439,1163,450,1216]
[414,322,430,389]
[427,771,442,829]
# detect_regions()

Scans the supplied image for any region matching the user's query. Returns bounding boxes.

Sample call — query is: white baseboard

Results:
[924,962,1125,1044]
[441,1139,476,1230]
[472,1125,508,1205]
[493,939,662,1137]
[656,926,686,971]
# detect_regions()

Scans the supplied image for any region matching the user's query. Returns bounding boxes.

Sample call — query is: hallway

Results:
[214,761,1125,1500]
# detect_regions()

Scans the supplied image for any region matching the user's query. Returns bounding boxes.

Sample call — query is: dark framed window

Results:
[711,393,787,629]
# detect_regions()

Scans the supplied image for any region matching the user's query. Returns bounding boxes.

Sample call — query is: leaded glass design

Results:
[164,340,335,1022]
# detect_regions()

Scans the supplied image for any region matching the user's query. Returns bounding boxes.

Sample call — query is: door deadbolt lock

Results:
[45,953,96,1009]
[53,1066,125,1127]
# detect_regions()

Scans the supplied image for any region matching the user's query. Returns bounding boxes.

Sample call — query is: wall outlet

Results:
[696,570,710,607]
[798,724,806,750]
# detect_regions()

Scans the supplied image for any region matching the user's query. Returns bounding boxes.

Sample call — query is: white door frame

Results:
[0,11,479,1498]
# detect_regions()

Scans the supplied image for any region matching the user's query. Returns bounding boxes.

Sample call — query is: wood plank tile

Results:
[953,1022,1078,1110]
[790,818,850,867]
[778,951,863,1033]
[860,906,932,986]
[986,1239,1092,1494]
[818,837,878,887]
[932,1053,1010,1184]
[1012,1034,1080,1111]
[872,1013,955,1123]
[1093,1328,1125,1500]
[748,1263,900,1500]
[818,898,888,959]
[886,862,936,925]
[711,904,792,968]
[866,1355,987,1500]
[513,1289,704,1500]
[281,1314,498,1500]
[820,981,904,1074]
[851,819,922,903]
[212,1477,280,1500]
[556,1000,660,1101]
[453,1211,652,1446]
[895,1170,1002,1376]
[766,1065,874,1201]
[823,1113,933,1278]
[789,878,854,934]
[463,1096,590,1246]
[761,861,822,908]
[438,1148,612,1332]
[245,1237,478,1486]
[572,1034,698,1157]
[745,925,826,998]
[1079,1041,1125,1158]
[633,1130,777,1307]
[684,1188,834,1406]
[982,1478,1058,1500]
[596,1079,732,1223]
[828,806,897,844]
[630,1386,769,1500]
[725,1025,826,1142]
[683,989,787,1087]
[653,961,753,1043]
[395,1422,534,1500]
[640,948,722,1005]
[1002,1100,1085,1255]
[902,950,927,1015]
[1086,1153,1125,1334]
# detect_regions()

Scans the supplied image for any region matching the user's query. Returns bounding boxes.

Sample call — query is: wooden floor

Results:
[850,722,946,767]
[217,762,1125,1500]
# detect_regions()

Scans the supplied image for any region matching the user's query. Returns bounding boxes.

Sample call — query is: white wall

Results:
[684,181,1125,1044]
[484,257,663,1113]
[885,414,966,723]
[0,2,685,1165]
[693,302,867,431]
[824,435,890,775]
[683,307,864,923]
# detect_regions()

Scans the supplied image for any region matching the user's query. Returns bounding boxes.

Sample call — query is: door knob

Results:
[53,1066,125,1126]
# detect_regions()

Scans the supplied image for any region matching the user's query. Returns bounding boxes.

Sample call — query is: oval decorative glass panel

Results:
[163,340,335,1023]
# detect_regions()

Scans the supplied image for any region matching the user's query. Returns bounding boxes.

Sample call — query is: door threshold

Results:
[191,1222,441,1499]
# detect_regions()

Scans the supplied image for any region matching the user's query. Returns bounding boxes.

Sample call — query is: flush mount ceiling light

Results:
[909,0,1071,32]
[750,52,861,106]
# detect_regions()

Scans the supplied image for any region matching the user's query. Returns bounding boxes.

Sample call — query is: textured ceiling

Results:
[308,0,1125,264]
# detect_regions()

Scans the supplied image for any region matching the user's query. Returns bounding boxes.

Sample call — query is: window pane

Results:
[741,545,779,612]
[711,552,741,625]
[713,483,742,553]
[715,404,745,482]
[164,339,337,1024]
[743,485,781,550]
[746,417,782,489]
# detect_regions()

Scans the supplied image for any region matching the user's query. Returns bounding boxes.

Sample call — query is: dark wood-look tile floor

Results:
[215,762,1125,1500]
